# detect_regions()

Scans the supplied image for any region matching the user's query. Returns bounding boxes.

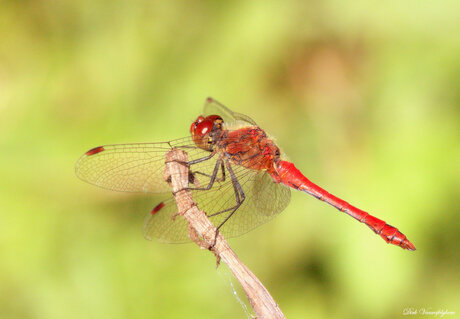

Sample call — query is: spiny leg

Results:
[186,158,222,192]
[186,152,217,165]
[165,150,216,168]
[167,149,221,194]
[206,161,245,247]
[172,157,223,196]
[191,161,226,183]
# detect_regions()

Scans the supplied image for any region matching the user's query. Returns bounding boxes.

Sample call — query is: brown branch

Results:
[164,148,286,319]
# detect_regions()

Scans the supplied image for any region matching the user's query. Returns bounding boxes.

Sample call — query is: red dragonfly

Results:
[76,98,415,250]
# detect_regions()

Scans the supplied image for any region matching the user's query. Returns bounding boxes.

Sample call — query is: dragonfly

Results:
[76,98,415,250]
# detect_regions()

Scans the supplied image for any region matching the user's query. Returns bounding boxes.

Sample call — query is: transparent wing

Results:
[75,136,214,194]
[203,97,257,126]
[143,163,291,243]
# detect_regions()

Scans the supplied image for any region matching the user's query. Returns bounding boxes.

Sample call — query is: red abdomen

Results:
[272,160,416,250]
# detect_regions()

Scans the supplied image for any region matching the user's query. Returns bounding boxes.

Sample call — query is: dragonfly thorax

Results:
[190,114,224,152]
[222,126,282,174]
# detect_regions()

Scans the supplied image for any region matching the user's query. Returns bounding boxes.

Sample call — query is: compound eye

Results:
[195,119,213,137]
[190,116,205,133]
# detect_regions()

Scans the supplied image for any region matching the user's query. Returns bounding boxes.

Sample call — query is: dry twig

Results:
[164,148,286,319]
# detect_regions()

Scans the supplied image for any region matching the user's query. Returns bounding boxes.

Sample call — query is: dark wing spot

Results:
[85,146,105,156]
[151,202,165,215]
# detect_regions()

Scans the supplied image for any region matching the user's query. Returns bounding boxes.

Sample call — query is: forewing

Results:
[143,164,291,243]
[75,137,213,194]
[203,97,257,126]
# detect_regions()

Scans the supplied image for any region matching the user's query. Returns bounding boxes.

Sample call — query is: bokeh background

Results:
[1,1,459,318]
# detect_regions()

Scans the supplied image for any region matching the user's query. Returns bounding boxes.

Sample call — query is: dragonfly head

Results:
[190,114,223,151]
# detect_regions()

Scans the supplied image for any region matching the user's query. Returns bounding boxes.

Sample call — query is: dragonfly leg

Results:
[186,151,217,165]
[191,161,226,183]
[206,162,246,248]
[172,158,222,195]
[165,150,216,169]
[211,161,246,232]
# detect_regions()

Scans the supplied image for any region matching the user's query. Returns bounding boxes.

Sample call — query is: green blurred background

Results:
[1,1,459,318]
